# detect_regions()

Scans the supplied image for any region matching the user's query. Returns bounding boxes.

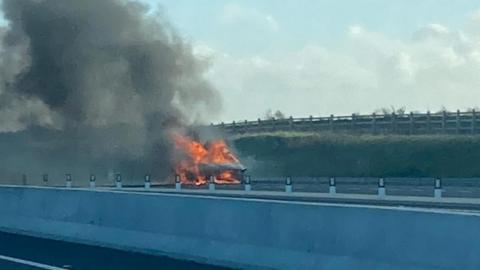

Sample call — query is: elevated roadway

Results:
[1,185,479,269]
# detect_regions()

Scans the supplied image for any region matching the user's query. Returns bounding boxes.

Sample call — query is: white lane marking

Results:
[0,254,67,270]
[457,190,474,194]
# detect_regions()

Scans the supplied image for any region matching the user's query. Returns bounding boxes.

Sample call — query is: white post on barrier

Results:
[329,177,336,194]
[434,178,442,199]
[244,175,252,192]
[285,176,293,193]
[378,177,386,198]
[66,174,72,188]
[115,174,122,188]
[175,175,181,191]
[90,174,96,189]
[144,174,151,189]
[209,175,216,191]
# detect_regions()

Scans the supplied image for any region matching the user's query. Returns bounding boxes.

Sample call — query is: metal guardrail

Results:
[11,174,480,200]
[211,109,480,135]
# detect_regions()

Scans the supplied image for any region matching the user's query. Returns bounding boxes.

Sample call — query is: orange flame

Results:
[172,134,242,185]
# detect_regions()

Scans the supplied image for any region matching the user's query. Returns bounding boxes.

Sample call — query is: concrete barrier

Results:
[0,186,479,269]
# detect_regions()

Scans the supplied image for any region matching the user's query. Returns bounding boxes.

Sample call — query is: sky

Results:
[139,0,480,123]
[4,0,480,123]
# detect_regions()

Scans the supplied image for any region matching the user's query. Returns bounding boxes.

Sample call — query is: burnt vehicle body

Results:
[199,162,247,181]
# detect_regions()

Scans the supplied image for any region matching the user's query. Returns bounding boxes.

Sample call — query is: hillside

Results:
[232,132,480,177]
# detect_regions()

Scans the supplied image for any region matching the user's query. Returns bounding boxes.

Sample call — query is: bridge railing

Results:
[211,109,480,135]
[5,173,480,200]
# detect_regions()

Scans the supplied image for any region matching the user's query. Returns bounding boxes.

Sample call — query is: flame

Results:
[215,171,238,184]
[172,134,243,185]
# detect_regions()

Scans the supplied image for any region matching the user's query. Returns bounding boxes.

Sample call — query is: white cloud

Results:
[265,15,279,32]
[416,24,450,38]
[199,13,480,122]
[220,2,279,32]
[348,25,365,37]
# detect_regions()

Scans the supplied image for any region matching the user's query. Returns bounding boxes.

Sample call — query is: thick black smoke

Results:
[0,0,221,184]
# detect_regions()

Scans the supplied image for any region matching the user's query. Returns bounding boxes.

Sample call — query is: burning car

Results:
[172,134,246,185]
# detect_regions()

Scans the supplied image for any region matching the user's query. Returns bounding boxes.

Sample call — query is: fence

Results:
[212,110,480,135]
[6,174,480,200]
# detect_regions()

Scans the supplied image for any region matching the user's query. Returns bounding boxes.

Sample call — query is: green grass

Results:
[232,132,480,177]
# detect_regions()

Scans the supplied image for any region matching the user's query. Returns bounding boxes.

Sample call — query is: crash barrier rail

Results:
[10,174,480,199]
[25,173,153,188]
[211,109,480,135]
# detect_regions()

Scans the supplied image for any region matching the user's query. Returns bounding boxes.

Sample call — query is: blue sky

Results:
[147,0,479,55]
[139,1,480,122]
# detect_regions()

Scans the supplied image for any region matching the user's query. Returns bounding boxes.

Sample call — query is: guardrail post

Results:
[371,113,377,133]
[22,174,27,185]
[329,114,334,131]
[456,110,461,134]
[144,174,151,189]
[409,112,414,134]
[427,110,431,133]
[42,174,48,186]
[285,176,293,193]
[175,174,181,190]
[329,177,336,194]
[378,177,386,198]
[434,178,442,199]
[244,175,252,191]
[115,173,122,188]
[65,174,72,188]
[391,112,397,133]
[442,111,447,133]
[90,174,96,189]
[209,175,216,191]
[472,109,476,134]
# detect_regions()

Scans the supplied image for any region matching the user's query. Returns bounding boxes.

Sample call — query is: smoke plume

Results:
[0,0,221,183]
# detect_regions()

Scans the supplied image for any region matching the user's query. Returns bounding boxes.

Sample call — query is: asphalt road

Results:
[0,231,232,270]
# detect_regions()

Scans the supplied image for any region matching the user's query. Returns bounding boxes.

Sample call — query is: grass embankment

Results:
[232,132,480,177]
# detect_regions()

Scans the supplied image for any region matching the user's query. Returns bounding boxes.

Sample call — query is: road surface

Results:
[0,231,231,270]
